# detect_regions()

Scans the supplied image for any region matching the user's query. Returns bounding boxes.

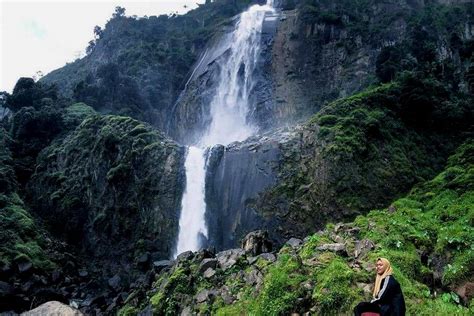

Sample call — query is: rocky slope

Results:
[117,140,474,315]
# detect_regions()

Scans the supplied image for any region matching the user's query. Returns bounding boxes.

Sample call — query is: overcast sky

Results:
[0,0,205,93]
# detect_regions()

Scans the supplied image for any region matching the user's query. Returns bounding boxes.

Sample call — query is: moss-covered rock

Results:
[27,115,185,268]
[257,72,472,242]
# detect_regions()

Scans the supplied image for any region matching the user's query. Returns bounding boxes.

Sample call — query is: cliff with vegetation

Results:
[0,0,472,314]
[117,140,473,315]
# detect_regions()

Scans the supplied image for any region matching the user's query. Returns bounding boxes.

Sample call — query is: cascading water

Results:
[174,0,275,257]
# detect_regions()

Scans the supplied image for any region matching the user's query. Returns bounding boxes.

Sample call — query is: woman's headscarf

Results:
[373,257,393,298]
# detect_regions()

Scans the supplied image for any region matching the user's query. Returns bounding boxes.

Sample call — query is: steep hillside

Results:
[117,140,473,315]
[40,0,264,129]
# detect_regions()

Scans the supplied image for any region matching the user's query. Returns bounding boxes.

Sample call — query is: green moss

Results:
[251,254,305,315]
[117,305,139,316]
[0,193,54,270]
[312,258,362,314]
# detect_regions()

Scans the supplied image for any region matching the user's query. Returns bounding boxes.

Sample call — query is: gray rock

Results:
[18,261,32,273]
[177,251,194,261]
[316,243,347,256]
[216,249,245,271]
[153,260,172,272]
[354,239,375,259]
[258,253,276,263]
[195,289,218,304]
[78,270,88,277]
[137,252,150,264]
[21,301,84,315]
[286,238,303,248]
[219,285,234,305]
[247,256,259,265]
[199,258,217,273]
[241,230,272,256]
[203,268,216,279]
[195,289,208,303]
[108,275,121,291]
[244,268,263,287]
[181,306,193,316]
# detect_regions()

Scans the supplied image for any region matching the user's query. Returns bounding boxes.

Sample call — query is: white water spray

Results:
[174,0,275,257]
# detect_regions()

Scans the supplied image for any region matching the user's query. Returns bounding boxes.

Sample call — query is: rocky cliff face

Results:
[204,133,285,250]
[27,115,185,267]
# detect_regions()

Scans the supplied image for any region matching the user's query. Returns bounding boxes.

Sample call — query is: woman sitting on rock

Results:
[354,257,406,316]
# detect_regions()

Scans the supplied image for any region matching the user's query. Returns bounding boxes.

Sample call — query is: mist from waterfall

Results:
[174,0,275,257]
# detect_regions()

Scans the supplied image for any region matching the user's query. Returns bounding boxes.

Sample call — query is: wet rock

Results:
[316,243,347,256]
[21,301,83,315]
[199,258,217,273]
[78,270,89,278]
[354,239,375,259]
[241,230,272,256]
[286,238,303,248]
[216,249,245,271]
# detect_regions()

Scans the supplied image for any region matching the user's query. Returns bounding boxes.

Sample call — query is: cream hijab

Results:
[373,257,393,298]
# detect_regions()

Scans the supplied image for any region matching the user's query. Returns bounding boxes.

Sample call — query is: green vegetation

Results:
[0,127,53,271]
[260,68,472,243]
[41,0,262,126]
[27,115,184,261]
[131,140,473,315]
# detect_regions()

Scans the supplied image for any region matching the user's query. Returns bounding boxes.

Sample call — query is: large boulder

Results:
[216,249,246,271]
[21,301,83,316]
[241,230,272,256]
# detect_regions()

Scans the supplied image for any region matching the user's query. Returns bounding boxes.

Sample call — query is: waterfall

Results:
[174,0,275,257]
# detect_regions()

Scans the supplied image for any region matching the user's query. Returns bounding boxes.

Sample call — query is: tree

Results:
[93,25,103,39]
[112,6,126,18]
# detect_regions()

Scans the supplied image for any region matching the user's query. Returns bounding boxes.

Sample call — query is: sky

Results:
[0,0,205,93]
